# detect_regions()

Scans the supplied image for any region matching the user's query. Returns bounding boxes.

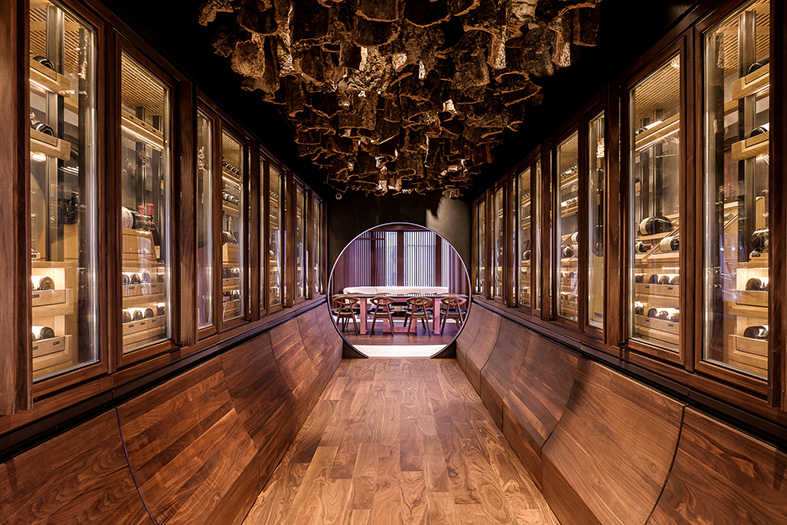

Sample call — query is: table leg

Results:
[359,298,367,335]
[433,298,441,334]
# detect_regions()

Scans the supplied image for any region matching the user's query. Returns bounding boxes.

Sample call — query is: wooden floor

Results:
[243,358,558,524]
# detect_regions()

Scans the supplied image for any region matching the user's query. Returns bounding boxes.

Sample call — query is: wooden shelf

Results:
[222,277,240,289]
[29,57,72,95]
[634,282,679,298]
[634,313,679,336]
[31,288,75,317]
[122,282,165,298]
[736,290,767,308]
[30,128,71,161]
[123,314,166,336]
[731,132,768,162]
[222,167,241,183]
[728,335,767,377]
[223,201,240,216]
[33,334,74,380]
[123,321,167,351]
[731,63,769,101]
[122,228,155,258]
[634,113,679,151]
[123,292,166,308]
[223,244,240,265]
[121,110,164,150]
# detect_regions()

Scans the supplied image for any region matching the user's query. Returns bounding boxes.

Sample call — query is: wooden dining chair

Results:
[404,296,433,336]
[439,295,466,335]
[368,296,395,336]
[331,295,360,335]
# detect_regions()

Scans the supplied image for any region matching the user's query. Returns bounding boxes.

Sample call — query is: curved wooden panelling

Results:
[461,306,501,393]
[298,308,335,393]
[117,359,258,524]
[479,319,531,427]
[0,411,149,524]
[270,320,321,425]
[648,408,787,524]
[541,359,685,525]
[503,335,580,488]
[455,302,483,372]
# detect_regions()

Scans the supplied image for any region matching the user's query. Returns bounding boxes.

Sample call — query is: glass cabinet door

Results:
[629,54,682,351]
[295,184,305,300]
[534,159,541,310]
[493,186,504,300]
[29,0,97,379]
[703,0,770,378]
[517,168,532,309]
[119,53,171,354]
[588,113,605,330]
[268,165,283,308]
[221,130,244,321]
[313,197,322,296]
[475,200,486,294]
[556,132,579,322]
[196,112,213,329]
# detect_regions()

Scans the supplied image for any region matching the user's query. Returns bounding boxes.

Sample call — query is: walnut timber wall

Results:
[458,300,787,524]
[0,302,342,524]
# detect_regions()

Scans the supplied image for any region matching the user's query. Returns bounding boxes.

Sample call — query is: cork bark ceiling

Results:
[199,0,601,196]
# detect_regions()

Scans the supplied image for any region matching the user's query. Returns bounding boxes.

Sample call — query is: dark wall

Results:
[327,193,471,271]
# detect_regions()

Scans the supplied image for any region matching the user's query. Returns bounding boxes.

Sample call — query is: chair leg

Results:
[369,314,377,336]
[440,313,447,336]
[387,312,395,334]
[351,312,359,335]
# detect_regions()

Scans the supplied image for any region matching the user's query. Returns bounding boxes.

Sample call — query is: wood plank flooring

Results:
[243,358,558,524]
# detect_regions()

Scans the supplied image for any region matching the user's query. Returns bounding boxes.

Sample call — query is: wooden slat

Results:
[503,333,580,489]
[455,302,482,372]
[461,306,501,393]
[541,358,685,525]
[648,408,787,524]
[0,411,149,523]
[479,318,530,428]
[117,359,258,524]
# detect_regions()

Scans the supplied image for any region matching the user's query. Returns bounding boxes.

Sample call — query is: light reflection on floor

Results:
[352,345,447,357]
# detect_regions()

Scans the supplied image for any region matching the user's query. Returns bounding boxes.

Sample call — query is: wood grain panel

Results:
[0,411,150,523]
[503,333,580,488]
[270,320,320,424]
[455,302,483,372]
[117,360,257,524]
[297,308,334,392]
[542,358,684,525]
[479,318,531,428]
[463,307,501,393]
[648,408,787,524]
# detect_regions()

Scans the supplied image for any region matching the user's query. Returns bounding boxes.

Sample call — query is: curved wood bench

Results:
[458,306,501,393]
[649,408,787,524]
[455,301,482,372]
[503,334,580,489]
[270,320,321,425]
[479,318,531,427]
[541,358,685,525]
[117,359,259,524]
[0,411,148,523]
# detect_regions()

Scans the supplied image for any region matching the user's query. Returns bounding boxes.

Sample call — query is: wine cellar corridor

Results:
[3,0,787,522]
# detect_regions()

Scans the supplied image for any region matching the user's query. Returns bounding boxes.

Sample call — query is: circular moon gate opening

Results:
[328,224,471,358]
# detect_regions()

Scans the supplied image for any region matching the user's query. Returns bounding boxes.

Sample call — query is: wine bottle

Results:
[122,273,130,286]
[635,241,652,253]
[659,236,679,252]
[638,216,672,235]
[122,309,132,323]
[634,303,644,315]
[131,273,142,285]
[750,126,768,138]
[647,308,658,318]
[648,274,660,284]
[30,119,55,136]
[561,245,574,258]
[141,271,152,284]
[132,308,144,321]
[669,311,679,323]
[656,309,669,320]
[33,55,55,70]
[32,326,55,341]
[669,275,680,286]
[144,308,154,319]
[746,277,768,291]
[634,274,644,283]
[743,325,768,340]
[751,229,769,254]
[156,303,166,316]
[31,276,55,291]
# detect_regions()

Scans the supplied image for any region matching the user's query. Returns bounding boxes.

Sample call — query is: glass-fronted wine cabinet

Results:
[702,0,771,379]
[29,0,98,379]
[474,198,486,295]
[493,184,505,300]
[268,164,284,310]
[517,167,532,309]
[628,52,682,353]
[556,131,580,323]
[587,113,605,330]
[197,111,214,330]
[220,130,245,322]
[119,52,172,354]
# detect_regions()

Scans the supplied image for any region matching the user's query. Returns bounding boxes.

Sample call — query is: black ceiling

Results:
[100,0,697,201]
